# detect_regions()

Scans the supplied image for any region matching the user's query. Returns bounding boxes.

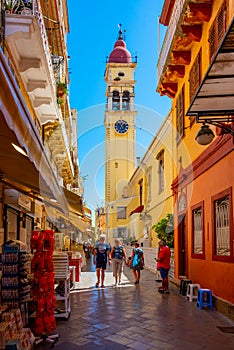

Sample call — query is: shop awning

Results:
[63,187,84,217]
[0,50,68,214]
[129,205,144,216]
[187,18,234,118]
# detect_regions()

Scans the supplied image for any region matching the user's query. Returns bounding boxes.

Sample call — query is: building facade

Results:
[0,0,90,251]
[104,26,137,245]
[157,0,234,314]
[127,111,175,248]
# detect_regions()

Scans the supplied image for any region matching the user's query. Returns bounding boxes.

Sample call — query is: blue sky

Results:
[67,0,171,212]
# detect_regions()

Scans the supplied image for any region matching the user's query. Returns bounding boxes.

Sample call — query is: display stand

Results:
[1,240,31,325]
[30,230,59,347]
[53,252,71,319]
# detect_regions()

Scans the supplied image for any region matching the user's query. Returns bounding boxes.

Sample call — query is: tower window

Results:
[112,90,120,110]
[118,72,125,77]
[122,90,130,110]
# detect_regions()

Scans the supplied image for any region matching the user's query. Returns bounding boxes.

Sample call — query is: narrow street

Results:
[42,256,234,350]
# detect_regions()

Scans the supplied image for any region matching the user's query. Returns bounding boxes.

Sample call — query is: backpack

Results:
[132,248,143,268]
[112,246,123,259]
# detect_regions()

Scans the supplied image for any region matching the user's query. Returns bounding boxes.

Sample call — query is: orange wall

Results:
[185,149,234,303]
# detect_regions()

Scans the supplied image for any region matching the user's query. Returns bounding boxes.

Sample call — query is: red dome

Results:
[108,26,132,63]
[114,39,126,48]
[109,47,132,63]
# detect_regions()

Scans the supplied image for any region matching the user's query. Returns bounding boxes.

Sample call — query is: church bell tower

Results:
[104,25,137,243]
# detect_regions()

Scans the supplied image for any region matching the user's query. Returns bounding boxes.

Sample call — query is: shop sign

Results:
[18,193,31,211]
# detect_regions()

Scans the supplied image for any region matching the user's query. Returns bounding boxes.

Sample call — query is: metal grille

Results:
[215,196,230,256]
[193,208,203,254]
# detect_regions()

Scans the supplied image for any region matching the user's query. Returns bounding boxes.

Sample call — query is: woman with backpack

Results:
[111,238,127,285]
[130,242,144,284]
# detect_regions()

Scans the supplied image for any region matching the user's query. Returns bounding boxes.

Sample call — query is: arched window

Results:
[122,90,130,110]
[112,90,120,110]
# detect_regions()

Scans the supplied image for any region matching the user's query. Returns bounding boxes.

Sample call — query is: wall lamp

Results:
[195,116,234,146]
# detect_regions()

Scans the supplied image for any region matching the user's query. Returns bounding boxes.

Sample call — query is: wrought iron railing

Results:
[4,0,34,15]
[106,55,137,63]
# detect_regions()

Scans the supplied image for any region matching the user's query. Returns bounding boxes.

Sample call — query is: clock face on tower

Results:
[114,120,129,134]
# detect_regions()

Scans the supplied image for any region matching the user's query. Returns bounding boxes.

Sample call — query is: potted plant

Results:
[57,98,63,106]
[152,213,174,248]
[57,82,68,98]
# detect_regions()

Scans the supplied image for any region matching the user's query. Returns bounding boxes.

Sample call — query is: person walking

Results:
[130,242,144,284]
[93,234,111,288]
[111,238,127,285]
[156,240,171,293]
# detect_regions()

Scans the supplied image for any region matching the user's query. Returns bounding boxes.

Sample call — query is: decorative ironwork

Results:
[215,196,230,256]
[4,0,33,15]
[193,207,203,255]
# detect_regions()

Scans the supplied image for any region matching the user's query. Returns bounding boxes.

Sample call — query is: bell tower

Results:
[104,25,137,243]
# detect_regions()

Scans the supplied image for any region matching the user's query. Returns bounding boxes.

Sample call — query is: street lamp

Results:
[195,118,234,146]
[195,124,215,145]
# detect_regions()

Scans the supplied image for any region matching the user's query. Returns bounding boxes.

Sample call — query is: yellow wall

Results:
[127,112,175,247]
[172,1,234,170]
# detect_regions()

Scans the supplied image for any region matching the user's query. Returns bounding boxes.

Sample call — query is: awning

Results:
[63,187,84,217]
[0,49,68,213]
[129,205,144,216]
[187,17,234,119]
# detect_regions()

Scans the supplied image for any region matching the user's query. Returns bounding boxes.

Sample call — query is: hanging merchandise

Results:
[30,230,59,346]
[1,240,31,324]
[0,240,34,348]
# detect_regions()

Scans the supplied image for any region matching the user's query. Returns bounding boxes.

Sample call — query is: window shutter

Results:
[176,85,184,142]
[209,2,226,61]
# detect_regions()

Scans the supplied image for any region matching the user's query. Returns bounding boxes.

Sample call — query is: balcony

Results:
[157,0,213,97]
[158,0,187,82]
[4,0,58,124]
[43,109,74,184]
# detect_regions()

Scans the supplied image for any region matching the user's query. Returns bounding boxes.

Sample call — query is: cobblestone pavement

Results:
[37,257,234,349]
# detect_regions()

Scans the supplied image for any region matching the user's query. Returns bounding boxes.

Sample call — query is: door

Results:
[178,215,187,277]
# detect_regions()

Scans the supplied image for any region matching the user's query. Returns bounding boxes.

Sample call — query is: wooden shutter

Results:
[209,1,226,61]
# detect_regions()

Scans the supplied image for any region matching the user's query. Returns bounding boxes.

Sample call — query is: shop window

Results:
[212,188,233,262]
[4,205,20,241]
[117,206,126,219]
[156,150,164,193]
[24,214,34,251]
[112,90,120,110]
[122,90,130,110]
[191,202,205,259]
[209,2,226,62]
[176,85,184,143]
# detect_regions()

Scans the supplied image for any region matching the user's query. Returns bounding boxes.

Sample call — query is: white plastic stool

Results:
[187,283,200,302]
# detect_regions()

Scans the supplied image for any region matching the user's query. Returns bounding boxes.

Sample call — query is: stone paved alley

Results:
[37,258,234,349]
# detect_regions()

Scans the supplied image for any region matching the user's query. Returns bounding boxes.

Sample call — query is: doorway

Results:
[178,215,187,277]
